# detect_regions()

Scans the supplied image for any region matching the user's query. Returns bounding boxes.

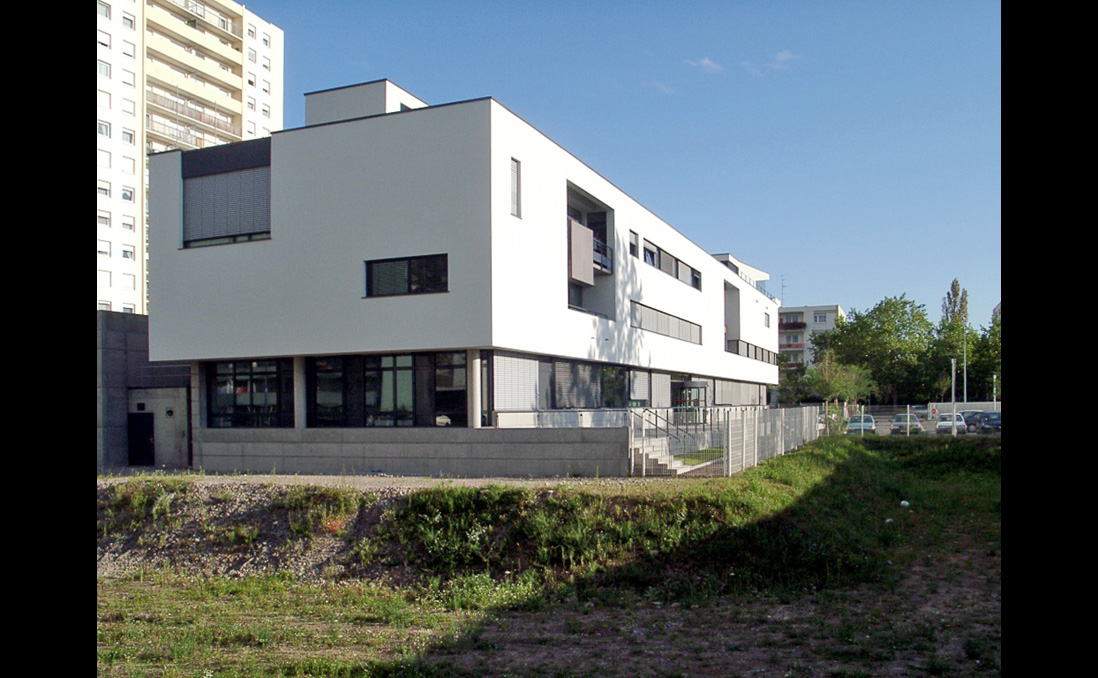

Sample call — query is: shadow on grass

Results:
[273,435,1000,677]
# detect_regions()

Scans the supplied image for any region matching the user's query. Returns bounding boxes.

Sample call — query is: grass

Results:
[98,436,1001,677]
[362,436,911,599]
[97,476,195,538]
[672,447,721,466]
[270,485,369,537]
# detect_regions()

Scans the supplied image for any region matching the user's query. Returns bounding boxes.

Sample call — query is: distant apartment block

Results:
[97,0,283,314]
[778,304,845,368]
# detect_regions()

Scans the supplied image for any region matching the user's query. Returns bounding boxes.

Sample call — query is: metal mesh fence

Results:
[628,405,821,477]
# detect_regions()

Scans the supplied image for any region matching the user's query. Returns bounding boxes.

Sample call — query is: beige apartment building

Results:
[778,304,845,369]
[97,0,283,313]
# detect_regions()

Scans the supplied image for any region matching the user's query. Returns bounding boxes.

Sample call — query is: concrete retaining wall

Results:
[194,426,629,477]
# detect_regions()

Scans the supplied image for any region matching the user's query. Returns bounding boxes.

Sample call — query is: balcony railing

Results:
[146,91,242,137]
[166,0,243,38]
[146,118,200,148]
[593,236,613,273]
[726,339,778,365]
[778,321,806,330]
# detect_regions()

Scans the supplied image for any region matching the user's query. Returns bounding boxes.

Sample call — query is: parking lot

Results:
[830,407,1001,437]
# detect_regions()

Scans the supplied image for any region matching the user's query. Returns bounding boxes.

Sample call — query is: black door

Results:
[128,412,155,466]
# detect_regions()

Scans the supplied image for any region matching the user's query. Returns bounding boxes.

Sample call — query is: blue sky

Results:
[251,0,1001,326]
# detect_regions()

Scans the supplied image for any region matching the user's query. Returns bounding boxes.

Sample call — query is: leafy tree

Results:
[813,295,933,405]
[969,313,1001,401]
[807,350,876,405]
[929,279,979,401]
[941,278,969,326]
[806,351,875,434]
[774,354,813,404]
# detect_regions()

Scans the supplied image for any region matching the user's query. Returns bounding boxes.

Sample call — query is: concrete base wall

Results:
[98,311,192,471]
[129,387,191,468]
[193,426,630,477]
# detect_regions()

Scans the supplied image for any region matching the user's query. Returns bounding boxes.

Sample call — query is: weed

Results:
[269,485,368,538]
[98,478,193,536]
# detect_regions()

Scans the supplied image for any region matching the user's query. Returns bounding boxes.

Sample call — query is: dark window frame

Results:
[365,254,448,298]
[206,359,293,428]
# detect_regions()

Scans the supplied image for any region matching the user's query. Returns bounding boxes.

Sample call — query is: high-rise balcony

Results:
[146,91,242,138]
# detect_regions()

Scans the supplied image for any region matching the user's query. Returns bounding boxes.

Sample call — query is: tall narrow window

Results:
[311,357,345,427]
[510,158,521,218]
[364,355,414,427]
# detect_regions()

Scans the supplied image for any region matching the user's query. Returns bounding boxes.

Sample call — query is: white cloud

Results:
[644,80,677,95]
[771,49,799,69]
[741,50,800,76]
[685,57,724,73]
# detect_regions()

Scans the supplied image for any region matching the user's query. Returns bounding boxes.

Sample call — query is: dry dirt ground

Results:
[97,475,1001,677]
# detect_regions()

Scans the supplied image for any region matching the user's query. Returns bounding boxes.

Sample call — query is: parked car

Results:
[890,413,923,435]
[912,405,929,419]
[960,410,983,433]
[935,412,967,435]
[846,414,877,435]
[979,411,1002,434]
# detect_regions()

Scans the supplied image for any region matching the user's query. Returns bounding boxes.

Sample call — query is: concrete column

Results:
[467,349,482,428]
[293,357,306,430]
[191,362,203,467]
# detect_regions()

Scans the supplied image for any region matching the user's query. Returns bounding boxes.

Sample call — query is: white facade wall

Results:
[149,82,779,420]
[151,99,493,360]
[305,80,428,125]
[487,101,778,385]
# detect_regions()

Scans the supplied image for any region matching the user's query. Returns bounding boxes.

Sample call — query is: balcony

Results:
[147,117,201,148]
[147,90,242,138]
[593,235,613,274]
[779,320,806,330]
[162,0,243,39]
[726,339,778,365]
[569,218,614,284]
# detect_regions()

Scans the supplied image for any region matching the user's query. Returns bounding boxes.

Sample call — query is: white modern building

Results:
[148,80,780,475]
[97,0,283,314]
[777,304,845,368]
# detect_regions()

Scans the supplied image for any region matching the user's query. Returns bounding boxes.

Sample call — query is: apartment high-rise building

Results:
[778,304,845,368]
[97,0,283,313]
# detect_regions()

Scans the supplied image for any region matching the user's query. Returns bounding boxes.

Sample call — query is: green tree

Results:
[806,350,875,434]
[941,278,969,326]
[807,350,876,404]
[929,279,979,401]
[814,295,933,405]
[969,313,1001,401]
[774,354,813,404]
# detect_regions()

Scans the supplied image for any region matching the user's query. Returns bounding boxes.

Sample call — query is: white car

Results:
[935,412,967,435]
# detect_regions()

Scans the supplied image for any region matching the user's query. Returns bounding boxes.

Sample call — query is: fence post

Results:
[753,407,759,468]
[726,409,733,477]
[628,410,635,478]
[780,408,786,456]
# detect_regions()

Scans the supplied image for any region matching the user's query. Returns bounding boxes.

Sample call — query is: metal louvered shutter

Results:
[493,354,538,411]
[183,166,270,243]
[651,372,672,408]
